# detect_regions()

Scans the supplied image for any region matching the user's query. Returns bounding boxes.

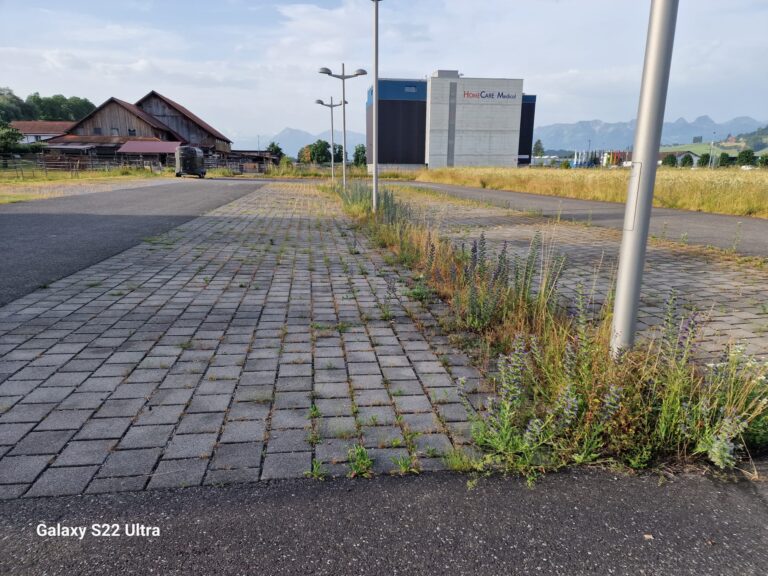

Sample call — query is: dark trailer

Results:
[175,146,206,178]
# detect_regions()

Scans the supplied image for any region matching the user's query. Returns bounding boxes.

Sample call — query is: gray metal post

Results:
[372,0,380,213]
[611,0,679,356]
[330,96,335,183]
[341,62,347,192]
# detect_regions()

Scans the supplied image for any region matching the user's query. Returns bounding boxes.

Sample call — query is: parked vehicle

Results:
[175,146,206,178]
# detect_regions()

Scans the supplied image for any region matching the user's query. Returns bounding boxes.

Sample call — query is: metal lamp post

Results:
[611,0,679,356]
[315,97,345,183]
[318,64,367,191]
[371,0,382,212]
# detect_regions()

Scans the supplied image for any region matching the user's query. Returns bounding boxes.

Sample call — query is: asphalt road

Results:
[0,180,263,306]
[1,469,766,575]
[399,181,768,257]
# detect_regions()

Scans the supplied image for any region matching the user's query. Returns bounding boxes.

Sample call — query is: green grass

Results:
[347,444,374,478]
[334,181,768,482]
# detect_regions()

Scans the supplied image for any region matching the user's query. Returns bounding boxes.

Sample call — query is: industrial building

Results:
[366,70,535,170]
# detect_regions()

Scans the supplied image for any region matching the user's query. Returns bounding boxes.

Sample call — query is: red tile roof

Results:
[10,120,74,135]
[136,91,232,143]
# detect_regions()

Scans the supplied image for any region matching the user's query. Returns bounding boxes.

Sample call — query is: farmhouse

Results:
[10,120,73,143]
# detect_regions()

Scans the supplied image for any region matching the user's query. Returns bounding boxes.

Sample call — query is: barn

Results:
[135,91,232,154]
[44,93,231,161]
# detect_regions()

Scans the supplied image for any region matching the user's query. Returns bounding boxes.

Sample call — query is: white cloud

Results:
[0,0,765,147]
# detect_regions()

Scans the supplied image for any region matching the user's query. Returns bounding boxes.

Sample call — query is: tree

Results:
[297,145,312,164]
[662,154,677,167]
[533,139,545,157]
[718,152,732,167]
[353,144,367,166]
[736,148,756,166]
[331,143,343,164]
[309,139,331,164]
[0,120,24,152]
[65,96,95,120]
[266,141,284,161]
[698,152,711,168]
[758,154,768,168]
[0,87,34,122]
[679,153,694,167]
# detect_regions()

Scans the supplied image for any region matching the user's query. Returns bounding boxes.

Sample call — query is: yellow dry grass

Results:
[414,167,768,218]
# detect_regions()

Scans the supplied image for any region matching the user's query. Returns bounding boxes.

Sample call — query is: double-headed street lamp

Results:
[315,97,345,183]
[318,64,367,191]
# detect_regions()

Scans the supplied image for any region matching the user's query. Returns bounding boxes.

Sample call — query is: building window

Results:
[110,127,119,136]
[34,135,42,142]
[128,128,136,136]
[93,127,102,135]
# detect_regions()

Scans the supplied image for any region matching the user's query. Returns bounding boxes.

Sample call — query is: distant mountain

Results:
[534,116,766,151]
[271,127,366,158]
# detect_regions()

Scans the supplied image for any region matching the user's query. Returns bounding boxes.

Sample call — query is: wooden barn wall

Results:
[74,103,163,138]
[138,96,231,153]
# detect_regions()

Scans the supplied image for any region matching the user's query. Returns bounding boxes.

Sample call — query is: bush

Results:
[662,154,678,167]
[680,153,694,167]
[737,149,756,166]
[334,182,768,481]
[718,152,732,168]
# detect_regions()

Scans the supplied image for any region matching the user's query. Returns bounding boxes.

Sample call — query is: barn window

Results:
[110,127,119,136]
[93,127,102,135]
[128,129,136,136]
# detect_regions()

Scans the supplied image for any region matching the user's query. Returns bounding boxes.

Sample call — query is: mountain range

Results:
[267,128,366,158]
[235,116,766,156]
[533,116,766,151]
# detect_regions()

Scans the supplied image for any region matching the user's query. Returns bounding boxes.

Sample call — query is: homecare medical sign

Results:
[463,90,517,101]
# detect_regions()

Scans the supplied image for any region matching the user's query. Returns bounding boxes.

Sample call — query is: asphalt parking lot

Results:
[0,180,262,305]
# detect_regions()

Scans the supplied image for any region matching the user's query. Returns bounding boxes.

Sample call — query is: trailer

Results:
[175,146,206,178]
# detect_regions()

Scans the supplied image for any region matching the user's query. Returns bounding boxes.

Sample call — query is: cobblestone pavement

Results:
[393,187,768,360]
[0,183,480,499]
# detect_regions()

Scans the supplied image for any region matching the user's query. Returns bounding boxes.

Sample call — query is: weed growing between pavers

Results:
[332,181,768,482]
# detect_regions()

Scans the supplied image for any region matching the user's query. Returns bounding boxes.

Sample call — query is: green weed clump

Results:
[335,181,768,480]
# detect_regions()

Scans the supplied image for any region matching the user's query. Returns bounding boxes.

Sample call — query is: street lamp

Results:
[318,64,367,191]
[371,0,382,213]
[315,97,345,183]
[611,0,679,356]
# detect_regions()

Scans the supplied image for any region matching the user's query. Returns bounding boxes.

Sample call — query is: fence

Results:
[1,153,273,179]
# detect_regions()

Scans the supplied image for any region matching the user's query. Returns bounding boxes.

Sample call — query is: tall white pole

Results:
[341,62,347,191]
[330,96,335,183]
[611,0,679,356]
[372,0,380,213]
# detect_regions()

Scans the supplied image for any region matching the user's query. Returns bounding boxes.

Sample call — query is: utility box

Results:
[175,146,206,178]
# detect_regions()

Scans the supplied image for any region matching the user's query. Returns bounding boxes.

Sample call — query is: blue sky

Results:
[1,0,765,147]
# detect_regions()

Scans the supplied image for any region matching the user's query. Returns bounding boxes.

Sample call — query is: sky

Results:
[0,0,765,147]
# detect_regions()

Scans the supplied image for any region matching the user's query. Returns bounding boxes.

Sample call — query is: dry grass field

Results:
[413,167,768,218]
[0,168,168,204]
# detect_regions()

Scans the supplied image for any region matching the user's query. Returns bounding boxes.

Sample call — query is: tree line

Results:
[296,141,366,165]
[663,149,768,168]
[0,87,96,123]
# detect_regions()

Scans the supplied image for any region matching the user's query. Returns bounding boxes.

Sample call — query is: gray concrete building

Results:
[425,70,524,168]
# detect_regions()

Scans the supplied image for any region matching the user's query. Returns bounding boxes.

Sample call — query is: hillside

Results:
[534,115,766,151]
